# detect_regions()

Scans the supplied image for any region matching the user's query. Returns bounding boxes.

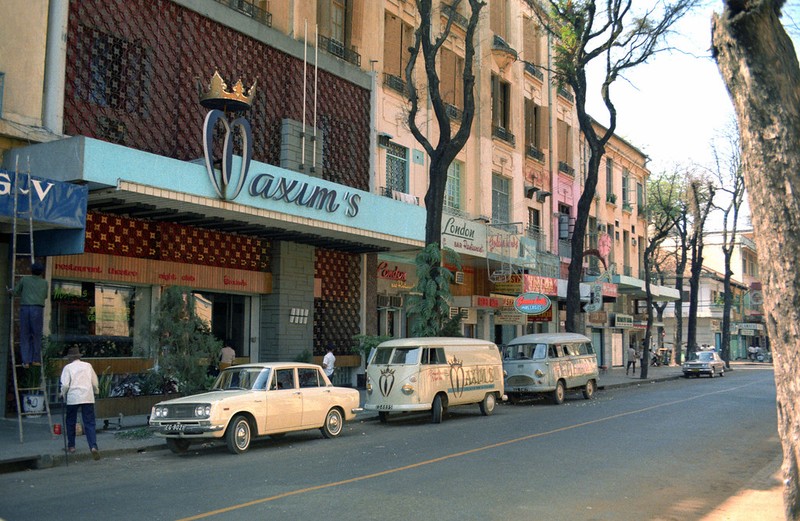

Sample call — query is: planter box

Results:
[51,357,155,375]
[312,354,361,368]
[94,394,180,418]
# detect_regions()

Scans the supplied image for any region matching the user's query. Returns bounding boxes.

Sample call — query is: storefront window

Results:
[192,291,249,357]
[50,281,151,357]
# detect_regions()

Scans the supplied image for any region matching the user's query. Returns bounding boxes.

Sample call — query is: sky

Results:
[585,2,800,231]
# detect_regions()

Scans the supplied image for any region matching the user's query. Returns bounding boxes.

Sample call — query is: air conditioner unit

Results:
[390,296,403,308]
[377,295,391,308]
[449,306,461,319]
[460,307,477,324]
[454,271,465,284]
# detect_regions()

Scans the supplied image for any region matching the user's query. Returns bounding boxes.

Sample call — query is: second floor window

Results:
[441,47,465,110]
[492,74,511,130]
[622,169,630,205]
[557,119,573,166]
[331,0,346,43]
[385,142,408,193]
[445,160,463,212]
[606,158,614,196]
[384,12,413,80]
[490,0,508,39]
[492,174,510,224]
[524,98,547,151]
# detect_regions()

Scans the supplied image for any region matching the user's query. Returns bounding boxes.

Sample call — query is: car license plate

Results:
[164,423,185,432]
[376,404,393,410]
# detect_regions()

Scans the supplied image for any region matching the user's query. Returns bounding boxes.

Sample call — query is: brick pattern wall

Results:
[314,249,361,356]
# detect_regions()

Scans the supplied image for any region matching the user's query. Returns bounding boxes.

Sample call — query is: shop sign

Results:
[440,215,487,257]
[493,274,523,294]
[472,295,501,308]
[741,329,755,336]
[736,322,764,331]
[528,306,553,323]
[513,292,552,315]
[602,283,618,297]
[376,261,415,290]
[495,307,527,325]
[487,230,520,257]
[614,314,634,329]
[0,170,88,229]
[587,311,607,325]
[51,252,271,294]
[523,274,558,296]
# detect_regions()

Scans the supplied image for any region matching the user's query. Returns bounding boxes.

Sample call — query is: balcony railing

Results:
[318,34,361,67]
[623,265,632,277]
[558,161,575,176]
[215,0,272,27]
[383,73,408,96]
[492,125,516,146]
[606,193,617,204]
[622,202,633,212]
[559,239,572,259]
[525,226,550,253]
[526,144,545,162]
[557,86,574,102]
[441,3,469,29]
[524,61,544,81]
[445,103,463,120]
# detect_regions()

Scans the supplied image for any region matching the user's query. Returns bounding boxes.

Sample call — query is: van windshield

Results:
[372,347,421,365]
[505,343,547,360]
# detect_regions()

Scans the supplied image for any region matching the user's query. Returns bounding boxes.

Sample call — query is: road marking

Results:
[176,382,757,521]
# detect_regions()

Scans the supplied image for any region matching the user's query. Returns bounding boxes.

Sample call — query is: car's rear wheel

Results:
[552,380,565,405]
[321,408,344,438]
[431,394,445,424]
[479,393,496,416]
[166,438,190,454]
[583,379,596,400]
[226,415,252,454]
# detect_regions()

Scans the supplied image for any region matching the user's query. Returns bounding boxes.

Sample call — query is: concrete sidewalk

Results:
[0,362,685,471]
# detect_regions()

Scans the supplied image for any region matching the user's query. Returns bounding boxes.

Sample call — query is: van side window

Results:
[429,348,446,364]
[575,343,588,356]
[548,345,559,358]
[562,344,574,356]
[585,342,595,355]
[532,344,547,360]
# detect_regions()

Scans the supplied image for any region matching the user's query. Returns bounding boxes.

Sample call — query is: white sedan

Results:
[682,351,726,378]
[150,362,362,454]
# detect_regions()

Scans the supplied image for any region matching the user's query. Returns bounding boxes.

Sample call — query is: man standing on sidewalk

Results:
[60,347,101,460]
[10,262,48,368]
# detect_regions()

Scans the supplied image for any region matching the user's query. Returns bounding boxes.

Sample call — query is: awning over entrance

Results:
[5,137,426,255]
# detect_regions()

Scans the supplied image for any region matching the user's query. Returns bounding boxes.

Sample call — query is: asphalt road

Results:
[0,366,779,521]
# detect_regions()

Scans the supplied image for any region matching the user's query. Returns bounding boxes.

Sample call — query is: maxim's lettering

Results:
[248,173,360,217]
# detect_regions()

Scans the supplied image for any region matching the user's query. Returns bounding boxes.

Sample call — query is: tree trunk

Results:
[713,2,800,517]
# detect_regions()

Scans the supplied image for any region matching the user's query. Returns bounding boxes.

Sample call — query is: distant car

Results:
[149,363,362,454]
[682,351,726,378]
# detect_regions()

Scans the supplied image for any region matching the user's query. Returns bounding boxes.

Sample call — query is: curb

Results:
[598,373,684,390]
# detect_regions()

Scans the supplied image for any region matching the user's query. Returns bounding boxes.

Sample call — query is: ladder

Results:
[8,157,53,443]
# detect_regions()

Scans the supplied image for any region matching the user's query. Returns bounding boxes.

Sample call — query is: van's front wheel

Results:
[552,380,566,405]
[479,393,496,416]
[431,394,445,424]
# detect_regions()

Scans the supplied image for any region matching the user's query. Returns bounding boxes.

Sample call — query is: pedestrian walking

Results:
[9,262,48,368]
[627,344,638,375]
[322,344,336,382]
[60,347,101,460]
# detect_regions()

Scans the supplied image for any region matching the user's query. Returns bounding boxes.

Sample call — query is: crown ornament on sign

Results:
[198,70,256,112]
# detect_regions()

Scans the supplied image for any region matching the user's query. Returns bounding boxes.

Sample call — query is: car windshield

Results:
[690,352,715,362]
[504,344,547,360]
[371,347,421,365]
[213,367,271,390]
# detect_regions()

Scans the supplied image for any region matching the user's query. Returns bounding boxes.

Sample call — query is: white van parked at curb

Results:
[364,337,506,423]
[503,333,599,404]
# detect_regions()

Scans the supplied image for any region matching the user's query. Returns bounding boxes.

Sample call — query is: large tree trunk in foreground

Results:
[713,2,800,518]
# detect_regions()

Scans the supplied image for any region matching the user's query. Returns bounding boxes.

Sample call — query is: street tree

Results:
[639,171,682,377]
[530,0,700,332]
[708,123,745,368]
[405,0,484,246]
[685,178,715,361]
[712,1,800,517]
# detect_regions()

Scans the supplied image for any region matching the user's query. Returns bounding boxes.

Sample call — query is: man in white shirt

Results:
[60,347,100,459]
[322,344,336,382]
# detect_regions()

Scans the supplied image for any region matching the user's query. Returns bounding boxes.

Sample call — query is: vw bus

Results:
[503,333,599,404]
[364,338,506,423]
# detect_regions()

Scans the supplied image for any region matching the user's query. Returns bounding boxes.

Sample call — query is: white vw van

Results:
[503,333,599,404]
[364,338,506,423]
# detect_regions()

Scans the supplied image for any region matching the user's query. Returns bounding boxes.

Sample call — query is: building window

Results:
[606,158,614,197]
[192,291,250,357]
[50,281,151,357]
[523,18,542,68]
[622,169,630,204]
[445,160,463,212]
[492,173,510,224]
[441,47,465,110]
[524,98,547,153]
[557,119,573,167]
[385,141,408,193]
[76,26,151,114]
[490,0,508,39]
[637,182,645,212]
[491,74,511,130]
[383,12,414,81]
[331,0,346,43]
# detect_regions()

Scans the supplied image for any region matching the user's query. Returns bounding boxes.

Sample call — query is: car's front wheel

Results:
[552,380,566,405]
[321,408,344,438]
[166,438,190,454]
[431,394,445,424]
[226,415,252,454]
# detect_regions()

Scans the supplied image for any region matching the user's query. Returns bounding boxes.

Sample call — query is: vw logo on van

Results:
[449,358,465,397]
[379,368,395,397]
[514,292,552,315]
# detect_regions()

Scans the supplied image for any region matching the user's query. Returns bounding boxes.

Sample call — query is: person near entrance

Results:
[220,345,236,370]
[627,344,638,375]
[60,347,100,460]
[322,344,336,382]
[9,262,48,368]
